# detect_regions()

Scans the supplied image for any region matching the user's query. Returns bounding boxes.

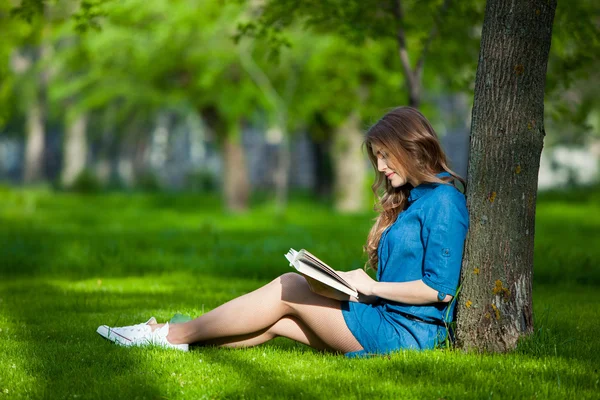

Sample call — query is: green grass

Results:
[0,186,599,399]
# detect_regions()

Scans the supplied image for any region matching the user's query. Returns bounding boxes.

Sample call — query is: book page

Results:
[285,248,359,299]
[293,261,359,298]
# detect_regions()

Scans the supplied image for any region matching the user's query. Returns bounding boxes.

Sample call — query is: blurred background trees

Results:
[1,0,598,212]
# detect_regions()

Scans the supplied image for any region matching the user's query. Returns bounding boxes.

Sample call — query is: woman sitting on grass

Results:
[97,106,469,357]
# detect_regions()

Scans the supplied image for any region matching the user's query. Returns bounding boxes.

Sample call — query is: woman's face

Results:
[371,143,415,188]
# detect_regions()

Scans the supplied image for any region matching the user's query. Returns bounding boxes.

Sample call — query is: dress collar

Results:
[407,171,451,204]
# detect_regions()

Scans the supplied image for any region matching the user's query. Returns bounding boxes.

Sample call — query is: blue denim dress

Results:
[341,172,469,358]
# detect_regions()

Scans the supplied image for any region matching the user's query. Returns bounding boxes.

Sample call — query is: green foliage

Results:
[0,2,34,129]
[245,0,599,145]
[241,0,485,93]
[52,0,270,141]
[72,0,109,33]
[8,0,43,23]
[2,0,598,175]
[546,0,600,91]
[543,0,600,145]
[274,33,405,132]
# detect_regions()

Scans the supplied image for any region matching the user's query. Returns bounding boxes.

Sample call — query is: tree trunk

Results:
[95,106,116,185]
[148,111,170,184]
[61,113,88,187]
[223,124,250,212]
[23,9,53,184]
[117,141,135,189]
[332,112,366,213]
[272,127,290,214]
[23,100,45,183]
[308,113,334,200]
[456,0,557,352]
[238,43,294,213]
[312,138,333,199]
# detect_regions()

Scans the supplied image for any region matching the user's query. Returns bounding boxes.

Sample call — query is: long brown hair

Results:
[363,106,465,271]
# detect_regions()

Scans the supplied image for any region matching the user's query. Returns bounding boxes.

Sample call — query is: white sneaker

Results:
[97,318,189,352]
[96,317,157,346]
[132,322,189,352]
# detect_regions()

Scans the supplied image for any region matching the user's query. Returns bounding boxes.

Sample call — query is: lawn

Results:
[0,186,598,399]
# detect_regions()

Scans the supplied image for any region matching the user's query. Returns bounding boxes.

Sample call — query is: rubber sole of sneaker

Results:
[96,325,134,346]
[97,325,189,351]
[142,340,190,352]
[137,334,190,352]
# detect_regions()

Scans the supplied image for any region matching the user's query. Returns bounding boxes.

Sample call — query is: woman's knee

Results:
[279,272,308,288]
[278,273,313,305]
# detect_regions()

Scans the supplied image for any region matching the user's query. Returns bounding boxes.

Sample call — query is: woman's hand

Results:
[337,269,377,297]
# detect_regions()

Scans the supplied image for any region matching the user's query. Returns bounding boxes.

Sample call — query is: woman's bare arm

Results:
[371,279,452,305]
[337,269,453,305]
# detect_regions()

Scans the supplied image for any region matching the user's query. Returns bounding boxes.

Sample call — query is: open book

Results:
[284,248,359,300]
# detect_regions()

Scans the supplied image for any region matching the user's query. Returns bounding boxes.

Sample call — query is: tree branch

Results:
[238,42,285,118]
[415,0,452,82]
[392,0,419,107]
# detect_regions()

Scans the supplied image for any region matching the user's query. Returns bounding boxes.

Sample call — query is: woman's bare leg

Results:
[201,315,332,352]
[154,273,363,353]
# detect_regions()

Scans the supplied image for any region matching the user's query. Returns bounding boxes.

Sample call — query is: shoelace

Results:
[121,327,144,333]
[113,322,151,334]
[112,323,148,336]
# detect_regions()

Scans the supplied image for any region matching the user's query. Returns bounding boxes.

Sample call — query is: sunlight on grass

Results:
[0,186,599,398]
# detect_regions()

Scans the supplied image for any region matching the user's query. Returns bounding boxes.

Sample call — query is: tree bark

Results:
[332,112,366,213]
[61,112,88,187]
[456,0,557,352]
[223,124,250,212]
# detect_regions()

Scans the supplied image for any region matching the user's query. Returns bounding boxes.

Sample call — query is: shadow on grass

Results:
[0,219,368,283]
[1,189,598,397]
[1,276,597,399]
[0,279,335,399]
[3,220,597,288]
[192,339,595,398]
[533,220,600,286]
[195,347,328,398]
[537,185,600,204]
[0,281,169,398]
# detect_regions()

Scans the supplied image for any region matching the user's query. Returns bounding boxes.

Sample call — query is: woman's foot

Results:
[97,318,188,351]
[96,317,157,346]
[148,323,165,332]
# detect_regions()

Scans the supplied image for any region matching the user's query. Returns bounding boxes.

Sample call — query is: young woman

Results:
[97,106,469,357]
